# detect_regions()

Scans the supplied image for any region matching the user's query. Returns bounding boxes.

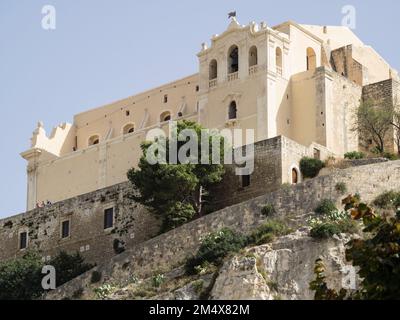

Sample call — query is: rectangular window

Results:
[242,175,251,188]
[104,208,114,229]
[163,94,168,103]
[61,220,70,239]
[19,232,27,250]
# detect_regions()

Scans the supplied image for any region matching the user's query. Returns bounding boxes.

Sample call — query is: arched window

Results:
[306,47,316,71]
[276,47,283,75]
[122,123,135,135]
[228,45,239,74]
[292,168,299,184]
[249,46,258,67]
[88,135,100,146]
[228,101,237,120]
[160,111,171,122]
[209,59,218,80]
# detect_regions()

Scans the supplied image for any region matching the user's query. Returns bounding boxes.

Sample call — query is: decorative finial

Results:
[37,121,44,128]
[228,11,236,19]
[201,42,208,51]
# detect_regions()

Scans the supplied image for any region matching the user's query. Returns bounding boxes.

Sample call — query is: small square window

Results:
[61,220,70,239]
[104,208,114,230]
[19,232,27,250]
[242,175,251,188]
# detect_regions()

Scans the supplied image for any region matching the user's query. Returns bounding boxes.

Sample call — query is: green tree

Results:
[354,99,393,154]
[127,120,226,231]
[49,251,94,287]
[0,252,43,300]
[0,251,93,300]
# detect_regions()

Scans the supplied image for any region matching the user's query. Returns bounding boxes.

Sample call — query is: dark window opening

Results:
[126,110,130,116]
[19,232,27,250]
[178,112,183,117]
[104,208,114,229]
[196,85,199,92]
[228,101,237,120]
[61,220,70,239]
[209,60,218,80]
[164,95,168,103]
[89,135,100,146]
[249,46,258,67]
[160,111,171,122]
[228,45,239,74]
[242,175,251,188]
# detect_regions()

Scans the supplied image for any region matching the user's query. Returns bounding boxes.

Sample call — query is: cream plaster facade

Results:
[21,18,399,210]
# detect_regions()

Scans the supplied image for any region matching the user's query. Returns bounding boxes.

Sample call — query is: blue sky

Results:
[0,0,399,218]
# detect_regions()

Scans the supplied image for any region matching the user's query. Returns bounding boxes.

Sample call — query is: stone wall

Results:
[209,137,283,210]
[330,45,365,86]
[0,182,161,265]
[46,160,400,299]
[1,135,313,266]
[362,79,398,153]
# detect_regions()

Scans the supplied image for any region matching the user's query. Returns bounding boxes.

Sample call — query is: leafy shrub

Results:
[300,157,325,178]
[335,182,347,195]
[344,151,365,160]
[191,279,204,294]
[315,199,337,215]
[185,228,247,275]
[373,191,400,209]
[93,284,115,299]
[382,152,399,161]
[248,220,292,245]
[261,204,276,217]
[162,201,196,232]
[152,274,165,288]
[49,251,94,287]
[310,222,342,239]
[0,251,93,300]
[90,270,102,284]
[309,210,358,239]
[0,252,43,300]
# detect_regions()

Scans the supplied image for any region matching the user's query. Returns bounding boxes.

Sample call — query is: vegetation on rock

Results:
[300,157,325,178]
[344,151,365,160]
[373,190,400,209]
[310,196,400,300]
[185,228,247,275]
[335,182,348,195]
[314,199,337,215]
[248,220,292,245]
[261,203,276,217]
